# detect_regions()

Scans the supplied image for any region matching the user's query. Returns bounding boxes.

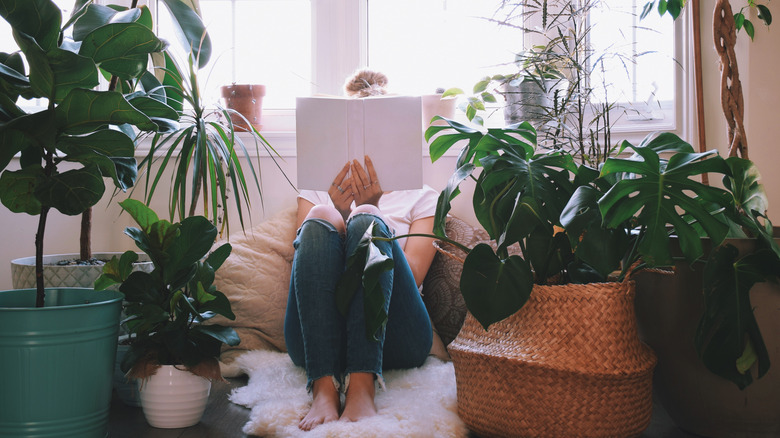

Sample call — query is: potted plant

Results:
[136,49,290,238]
[337,118,656,437]
[0,0,176,436]
[594,132,780,436]
[444,0,623,167]
[220,82,267,131]
[94,198,240,428]
[5,0,212,289]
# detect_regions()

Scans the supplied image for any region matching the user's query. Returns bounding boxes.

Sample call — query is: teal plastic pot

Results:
[0,288,123,438]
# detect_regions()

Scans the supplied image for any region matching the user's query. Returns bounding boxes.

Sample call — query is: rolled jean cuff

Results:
[343,372,386,393]
[305,374,342,393]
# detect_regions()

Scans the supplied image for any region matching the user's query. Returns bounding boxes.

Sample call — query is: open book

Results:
[295,95,423,191]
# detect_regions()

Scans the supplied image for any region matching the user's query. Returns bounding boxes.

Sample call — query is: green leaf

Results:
[0,166,43,214]
[460,243,534,330]
[160,0,212,68]
[35,164,105,215]
[757,4,773,25]
[78,22,165,80]
[192,324,240,347]
[72,4,141,41]
[734,12,746,30]
[0,0,62,52]
[441,87,463,98]
[57,129,137,190]
[361,226,394,341]
[744,19,756,40]
[599,133,732,265]
[205,243,232,271]
[165,215,217,279]
[197,290,236,320]
[119,198,160,233]
[696,245,780,389]
[94,251,137,290]
[55,88,157,134]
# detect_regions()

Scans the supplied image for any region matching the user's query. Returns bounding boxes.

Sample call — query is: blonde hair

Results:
[344,69,388,98]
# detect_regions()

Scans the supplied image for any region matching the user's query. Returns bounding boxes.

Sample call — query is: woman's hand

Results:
[351,156,383,207]
[328,163,353,219]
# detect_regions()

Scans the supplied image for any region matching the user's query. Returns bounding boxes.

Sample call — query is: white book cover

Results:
[295,95,423,191]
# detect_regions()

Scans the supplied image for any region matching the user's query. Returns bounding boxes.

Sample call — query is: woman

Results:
[284,70,439,431]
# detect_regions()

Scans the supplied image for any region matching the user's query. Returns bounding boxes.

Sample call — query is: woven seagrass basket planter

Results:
[448,280,657,438]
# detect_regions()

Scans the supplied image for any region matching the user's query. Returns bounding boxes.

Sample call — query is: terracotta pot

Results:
[220,84,266,131]
[634,231,780,437]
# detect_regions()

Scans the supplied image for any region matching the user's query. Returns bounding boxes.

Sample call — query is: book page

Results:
[295,97,349,190]
[362,96,423,191]
[296,95,423,191]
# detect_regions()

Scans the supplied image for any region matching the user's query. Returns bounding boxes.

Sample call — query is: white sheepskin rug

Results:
[229,350,468,438]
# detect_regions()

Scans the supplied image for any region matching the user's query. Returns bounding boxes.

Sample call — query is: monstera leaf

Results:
[697,244,780,389]
[598,133,732,265]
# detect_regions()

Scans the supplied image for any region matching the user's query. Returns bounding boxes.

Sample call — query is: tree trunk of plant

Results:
[80,207,92,261]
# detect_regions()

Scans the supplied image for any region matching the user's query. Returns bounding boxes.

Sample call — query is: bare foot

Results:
[299,377,340,431]
[339,372,377,423]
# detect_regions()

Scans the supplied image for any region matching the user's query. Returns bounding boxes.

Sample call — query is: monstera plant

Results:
[0,0,178,303]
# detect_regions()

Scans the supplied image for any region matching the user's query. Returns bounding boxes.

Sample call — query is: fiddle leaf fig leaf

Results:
[35,164,105,215]
[0,166,43,215]
[56,88,157,134]
[460,243,534,330]
[58,129,137,190]
[78,22,165,80]
[0,0,62,52]
[72,4,142,41]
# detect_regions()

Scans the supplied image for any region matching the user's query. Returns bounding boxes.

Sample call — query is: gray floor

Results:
[108,378,701,437]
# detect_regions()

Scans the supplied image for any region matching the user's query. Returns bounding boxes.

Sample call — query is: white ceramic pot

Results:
[11,252,152,289]
[137,365,211,429]
[422,94,456,128]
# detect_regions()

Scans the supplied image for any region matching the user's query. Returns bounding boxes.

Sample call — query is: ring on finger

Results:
[363,184,370,190]
[337,185,344,193]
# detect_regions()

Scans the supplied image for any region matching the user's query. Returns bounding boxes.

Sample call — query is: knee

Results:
[306,205,345,234]
[348,204,381,220]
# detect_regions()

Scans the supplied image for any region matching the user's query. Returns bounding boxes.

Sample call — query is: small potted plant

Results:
[137,50,290,238]
[95,198,240,428]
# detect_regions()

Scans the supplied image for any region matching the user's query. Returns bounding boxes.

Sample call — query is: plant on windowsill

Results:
[94,198,239,428]
[134,48,292,239]
[444,0,624,167]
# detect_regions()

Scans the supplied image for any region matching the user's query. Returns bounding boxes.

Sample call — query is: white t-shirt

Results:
[298,185,439,249]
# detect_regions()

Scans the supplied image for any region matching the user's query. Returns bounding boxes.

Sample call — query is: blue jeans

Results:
[284,213,432,390]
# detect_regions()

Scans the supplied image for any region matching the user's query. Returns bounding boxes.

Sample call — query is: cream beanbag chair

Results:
[213,207,298,374]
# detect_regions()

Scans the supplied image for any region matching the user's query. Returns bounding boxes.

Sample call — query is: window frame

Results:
[155,0,693,157]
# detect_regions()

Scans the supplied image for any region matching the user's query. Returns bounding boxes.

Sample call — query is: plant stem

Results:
[35,148,56,306]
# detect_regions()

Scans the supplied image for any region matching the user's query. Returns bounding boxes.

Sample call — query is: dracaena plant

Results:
[134,48,290,238]
[95,199,239,380]
[0,0,177,305]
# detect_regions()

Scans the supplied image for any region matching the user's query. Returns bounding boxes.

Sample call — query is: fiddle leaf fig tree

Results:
[0,0,176,305]
[95,199,239,380]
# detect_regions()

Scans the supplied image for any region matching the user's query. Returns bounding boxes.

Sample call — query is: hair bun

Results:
[344,69,388,97]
